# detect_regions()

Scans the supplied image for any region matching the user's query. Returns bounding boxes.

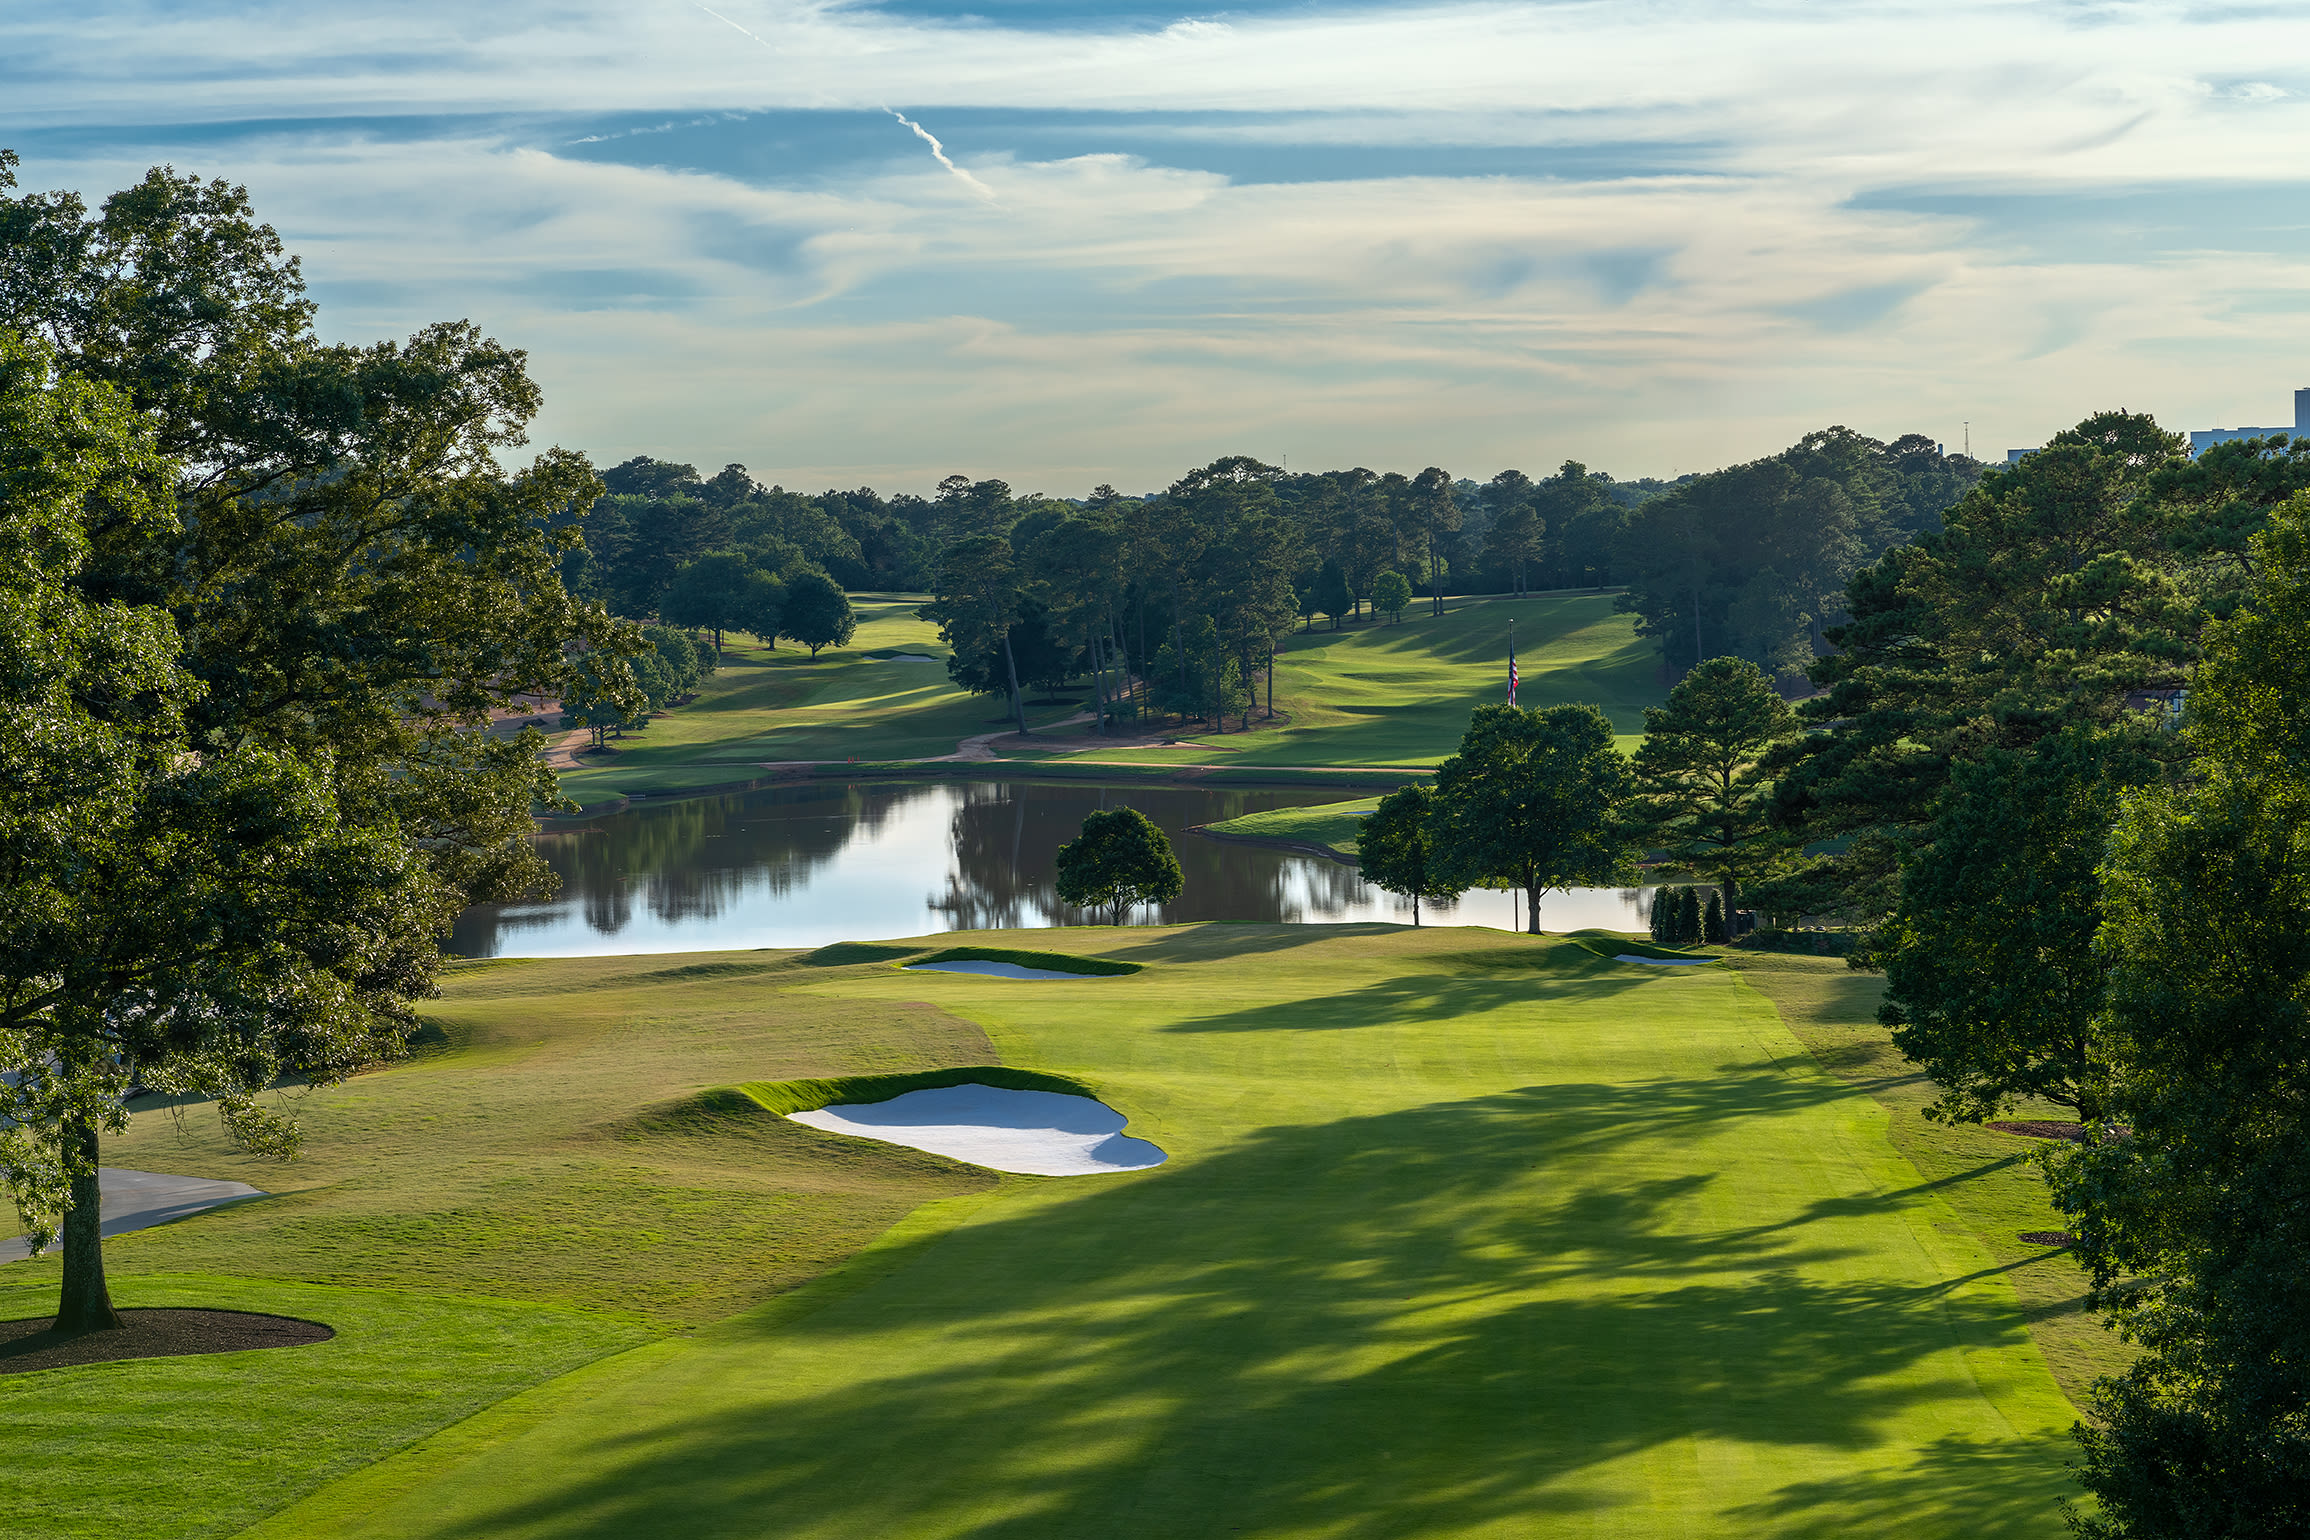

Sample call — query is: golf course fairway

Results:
[238,923,2076,1539]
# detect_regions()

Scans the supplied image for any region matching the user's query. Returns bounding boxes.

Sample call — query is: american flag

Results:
[1508,643,1519,706]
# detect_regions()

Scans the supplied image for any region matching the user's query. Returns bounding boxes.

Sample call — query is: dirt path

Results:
[930,711,1095,761]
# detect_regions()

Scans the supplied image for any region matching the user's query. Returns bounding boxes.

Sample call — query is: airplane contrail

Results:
[689,4,1000,204]
[883,108,1001,203]
[694,2,776,51]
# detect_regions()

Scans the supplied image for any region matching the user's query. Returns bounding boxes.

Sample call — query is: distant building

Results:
[2188,388,2310,456]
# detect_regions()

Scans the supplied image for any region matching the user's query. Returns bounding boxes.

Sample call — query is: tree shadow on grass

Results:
[1159,958,1654,1033]
[423,1071,2075,1540]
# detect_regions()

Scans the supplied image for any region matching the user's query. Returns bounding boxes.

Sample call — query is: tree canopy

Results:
[1627,656,1797,916]
[0,152,631,1332]
[1356,784,1457,926]
[2048,493,2310,1534]
[1053,808,1184,924]
[1428,704,1633,933]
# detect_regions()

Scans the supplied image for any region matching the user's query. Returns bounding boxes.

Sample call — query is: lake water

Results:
[448,780,1660,958]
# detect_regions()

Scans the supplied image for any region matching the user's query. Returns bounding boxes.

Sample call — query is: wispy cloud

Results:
[7,0,2310,488]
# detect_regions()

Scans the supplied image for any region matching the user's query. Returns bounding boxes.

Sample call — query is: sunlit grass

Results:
[238,924,2078,1540]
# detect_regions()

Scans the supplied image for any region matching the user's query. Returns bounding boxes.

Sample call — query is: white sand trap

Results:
[1615,953,1711,967]
[790,1084,1167,1176]
[881,653,938,663]
[0,1167,266,1263]
[904,960,1106,981]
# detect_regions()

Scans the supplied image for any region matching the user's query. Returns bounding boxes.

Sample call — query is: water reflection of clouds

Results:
[449,781,1656,958]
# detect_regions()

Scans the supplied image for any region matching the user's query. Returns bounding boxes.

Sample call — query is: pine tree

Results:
[1677,886,1702,944]
[1649,887,1675,942]
[1703,892,1726,944]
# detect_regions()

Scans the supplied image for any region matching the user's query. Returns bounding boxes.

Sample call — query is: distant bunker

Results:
[790,1084,1168,1177]
[906,960,1102,981]
[894,946,1141,983]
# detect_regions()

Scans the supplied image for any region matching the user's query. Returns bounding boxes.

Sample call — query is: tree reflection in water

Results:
[448,780,1653,957]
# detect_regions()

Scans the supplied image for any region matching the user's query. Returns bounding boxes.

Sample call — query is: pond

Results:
[447,780,1661,958]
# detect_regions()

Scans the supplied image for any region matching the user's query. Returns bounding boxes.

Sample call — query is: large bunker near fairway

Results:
[789,1084,1167,1176]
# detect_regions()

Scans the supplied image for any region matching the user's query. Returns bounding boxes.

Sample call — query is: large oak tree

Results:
[0,151,633,1331]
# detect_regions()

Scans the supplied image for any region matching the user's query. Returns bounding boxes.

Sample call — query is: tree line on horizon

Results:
[575,431,1982,734]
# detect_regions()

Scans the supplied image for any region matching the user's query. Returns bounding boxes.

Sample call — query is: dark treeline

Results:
[1748,412,2310,1533]
[577,429,1980,730]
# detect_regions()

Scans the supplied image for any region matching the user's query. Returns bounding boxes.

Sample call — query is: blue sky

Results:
[7,1,2310,494]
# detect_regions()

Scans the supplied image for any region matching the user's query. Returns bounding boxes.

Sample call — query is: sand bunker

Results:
[789,1083,1167,1176]
[905,960,1106,981]
[1,1168,265,1263]
[1615,954,1711,967]
[881,653,938,663]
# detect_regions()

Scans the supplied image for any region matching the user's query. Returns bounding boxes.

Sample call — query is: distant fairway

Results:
[231,927,2079,1540]
[555,597,1080,809]
[1075,591,1657,766]
[557,591,1658,809]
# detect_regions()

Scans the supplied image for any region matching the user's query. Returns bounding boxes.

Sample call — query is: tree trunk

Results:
[1266,646,1274,719]
[1001,631,1028,735]
[1526,882,1543,935]
[1089,633,1109,736]
[1721,877,1738,936]
[55,1114,120,1335]
[1211,621,1224,733]
[1413,893,1421,927]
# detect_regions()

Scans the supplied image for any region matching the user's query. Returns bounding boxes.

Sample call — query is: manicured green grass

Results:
[0,1274,652,1540]
[1199,795,1379,858]
[1067,592,1658,768]
[559,592,1656,811]
[556,598,1078,809]
[249,925,2079,1539]
[8,955,1004,1322]
[909,944,1144,975]
[1721,949,2129,1403]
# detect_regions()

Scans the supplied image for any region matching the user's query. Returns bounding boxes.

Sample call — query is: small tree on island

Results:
[1428,703,1634,934]
[1372,570,1412,624]
[1358,784,1459,926]
[1055,808,1184,924]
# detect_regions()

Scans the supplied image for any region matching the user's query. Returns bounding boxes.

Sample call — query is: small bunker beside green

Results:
[897,946,1141,982]
[741,1068,1165,1177]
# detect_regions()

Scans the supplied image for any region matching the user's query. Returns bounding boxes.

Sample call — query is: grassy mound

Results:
[1572,933,1718,964]
[1197,797,1376,860]
[734,1065,1102,1116]
[904,945,1142,977]
[804,941,926,967]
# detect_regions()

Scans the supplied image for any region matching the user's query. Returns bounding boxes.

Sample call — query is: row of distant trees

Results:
[573,432,1984,714]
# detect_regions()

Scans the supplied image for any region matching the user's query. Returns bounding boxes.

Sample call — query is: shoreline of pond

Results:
[541,758,1432,823]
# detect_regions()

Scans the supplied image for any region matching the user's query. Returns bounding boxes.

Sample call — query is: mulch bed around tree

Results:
[0,1309,333,1375]
[2019,1231,2076,1248]
[1987,1120,2088,1142]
